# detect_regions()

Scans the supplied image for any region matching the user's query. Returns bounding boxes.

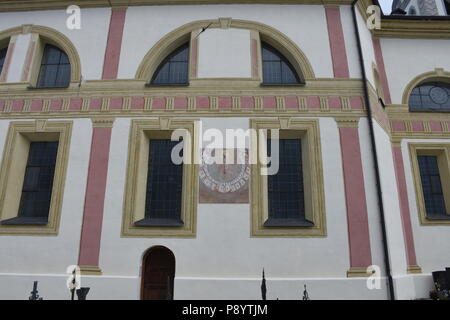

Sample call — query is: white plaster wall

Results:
[402,138,450,273]
[119,5,333,79]
[358,118,387,277]
[340,5,361,79]
[0,118,92,275]
[381,38,450,104]
[372,122,409,279]
[198,28,251,78]
[94,116,369,299]
[0,8,111,80]
[355,6,377,88]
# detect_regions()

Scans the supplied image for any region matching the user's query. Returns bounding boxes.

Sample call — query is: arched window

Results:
[409,81,450,112]
[37,44,71,88]
[0,47,7,75]
[261,42,302,85]
[150,43,189,86]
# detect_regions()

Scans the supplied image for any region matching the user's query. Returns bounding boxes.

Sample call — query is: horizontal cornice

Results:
[374,19,450,39]
[0,0,355,12]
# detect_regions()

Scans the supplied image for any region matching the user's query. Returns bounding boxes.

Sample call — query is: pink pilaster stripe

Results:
[251,39,259,78]
[21,41,36,82]
[101,8,127,80]
[78,127,113,268]
[392,146,418,267]
[372,38,392,104]
[339,127,372,268]
[325,7,350,78]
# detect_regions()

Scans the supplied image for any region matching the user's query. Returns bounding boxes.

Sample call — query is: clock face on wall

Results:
[199,148,250,203]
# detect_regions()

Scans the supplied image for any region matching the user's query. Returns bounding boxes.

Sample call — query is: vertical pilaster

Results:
[325,6,350,78]
[391,141,422,274]
[336,118,373,277]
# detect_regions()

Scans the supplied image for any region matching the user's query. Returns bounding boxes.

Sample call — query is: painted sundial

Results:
[199,148,250,203]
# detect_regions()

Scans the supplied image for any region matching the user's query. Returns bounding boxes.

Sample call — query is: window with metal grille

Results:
[418,155,447,217]
[445,0,450,15]
[261,42,301,85]
[0,47,7,75]
[265,138,312,226]
[137,139,183,226]
[409,81,450,112]
[37,44,71,88]
[150,43,189,85]
[17,142,58,223]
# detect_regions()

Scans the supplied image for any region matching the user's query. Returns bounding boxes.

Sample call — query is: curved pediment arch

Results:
[0,24,81,83]
[135,18,315,82]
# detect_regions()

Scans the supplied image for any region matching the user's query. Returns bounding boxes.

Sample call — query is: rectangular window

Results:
[409,143,450,225]
[418,155,448,218]
[265,138,312,227]
[0,121,72,235]
[17,142,58,223]
[122,119,198,237]
[250,119,326,237]
[135,139,183,226]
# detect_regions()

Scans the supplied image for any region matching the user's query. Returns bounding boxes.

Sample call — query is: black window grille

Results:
[409,82,450,112]
[266,138,311,226]
[37,44,71,88]
[151,43,189,85]
[262,42,301,85]
[18,142,59,221]
[143,139,183,224]
[0,47,7,75]
[418,155,447,217]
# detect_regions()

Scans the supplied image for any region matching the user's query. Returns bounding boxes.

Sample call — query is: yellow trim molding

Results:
[79,265,103,276]
[408,143,450,226]
[347,267,371,278]
[0,120,72,235]
[250,118,326,237]
[121,118,199,237]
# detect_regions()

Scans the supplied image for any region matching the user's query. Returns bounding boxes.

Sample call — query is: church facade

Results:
[0,0,449,300]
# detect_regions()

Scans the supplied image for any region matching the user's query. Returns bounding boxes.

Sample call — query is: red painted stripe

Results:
[325,7,350,78]
[102,8,127,80]
[78,127,112,268]
[372,38,392,104]
[339,126,372,268]
[392,146,418,267]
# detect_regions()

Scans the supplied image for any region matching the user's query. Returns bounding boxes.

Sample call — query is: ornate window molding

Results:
[0,120,72,235]
[408,143,450,226]
[135,18,315,84]
[0,25,81,86]
[121,118,199,237]
[250,118,326,237]
[402,68,450,105]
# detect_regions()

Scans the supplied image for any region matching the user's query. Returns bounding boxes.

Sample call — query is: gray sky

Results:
[378,0,393,14]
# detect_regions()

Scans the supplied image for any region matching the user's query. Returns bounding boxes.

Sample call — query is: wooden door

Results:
[141,247,175,300]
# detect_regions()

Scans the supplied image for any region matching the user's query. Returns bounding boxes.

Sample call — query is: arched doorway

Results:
[141,246,175,300]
